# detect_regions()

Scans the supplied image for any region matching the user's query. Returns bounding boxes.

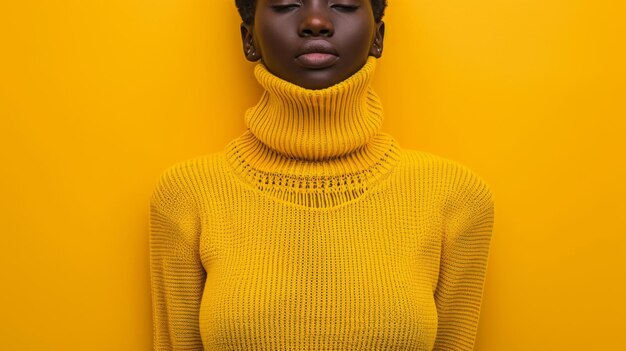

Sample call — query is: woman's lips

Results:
[295,53,339,69]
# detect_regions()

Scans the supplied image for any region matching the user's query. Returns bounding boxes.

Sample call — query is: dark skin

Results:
[240,0,385,90]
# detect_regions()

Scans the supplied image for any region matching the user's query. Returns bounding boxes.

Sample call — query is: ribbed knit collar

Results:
[246,56,383,161]
[224,57,401,208]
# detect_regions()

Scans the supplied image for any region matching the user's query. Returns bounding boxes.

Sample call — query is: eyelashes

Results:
[270,4,360,13]
[271,5,300,13]
[331,5,359,12]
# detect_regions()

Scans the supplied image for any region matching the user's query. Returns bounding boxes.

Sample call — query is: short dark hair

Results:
[235,0,388,25]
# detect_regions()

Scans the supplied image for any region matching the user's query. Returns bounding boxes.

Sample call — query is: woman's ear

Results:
[369,21,385,58]
[240,23,261,62]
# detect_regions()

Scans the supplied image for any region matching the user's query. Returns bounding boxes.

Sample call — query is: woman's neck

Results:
[245,56,383,161]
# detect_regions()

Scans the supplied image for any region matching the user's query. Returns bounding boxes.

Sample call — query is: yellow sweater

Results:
[150,57,495,350]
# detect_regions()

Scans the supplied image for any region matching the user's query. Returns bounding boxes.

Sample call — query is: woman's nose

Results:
[298,6,334,37]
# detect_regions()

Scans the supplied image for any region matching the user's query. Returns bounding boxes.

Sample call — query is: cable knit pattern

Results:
[149,57,495,350]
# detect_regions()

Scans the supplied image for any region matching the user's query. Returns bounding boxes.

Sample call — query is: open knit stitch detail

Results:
[224,133,401,208]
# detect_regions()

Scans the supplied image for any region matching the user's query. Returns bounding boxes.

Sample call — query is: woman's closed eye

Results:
[271,4,301,13]
[331,4,360,12]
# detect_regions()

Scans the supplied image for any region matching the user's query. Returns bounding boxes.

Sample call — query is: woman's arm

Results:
[434,166,495,351]
[149,165,206,350]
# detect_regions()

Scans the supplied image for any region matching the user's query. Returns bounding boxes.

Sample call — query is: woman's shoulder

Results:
[398,147,482,174]
[151,151,227,195]
[158,150,223,175]
[398,147,494,205]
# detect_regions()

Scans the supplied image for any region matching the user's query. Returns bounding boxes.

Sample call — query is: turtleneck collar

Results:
[223,56,401,209]
[245,56,383,161]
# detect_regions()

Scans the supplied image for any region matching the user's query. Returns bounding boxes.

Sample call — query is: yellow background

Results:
[1,0,624,349]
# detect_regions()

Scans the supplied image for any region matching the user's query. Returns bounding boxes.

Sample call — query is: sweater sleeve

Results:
[433,166,495,351]
[149,166,206,350]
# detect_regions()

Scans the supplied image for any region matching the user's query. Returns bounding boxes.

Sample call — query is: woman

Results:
[150,0,495,350]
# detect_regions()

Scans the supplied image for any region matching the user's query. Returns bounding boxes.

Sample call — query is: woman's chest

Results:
[197,191,442,350]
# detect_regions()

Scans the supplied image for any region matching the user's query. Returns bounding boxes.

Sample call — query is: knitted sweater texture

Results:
[149,57,495,350]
